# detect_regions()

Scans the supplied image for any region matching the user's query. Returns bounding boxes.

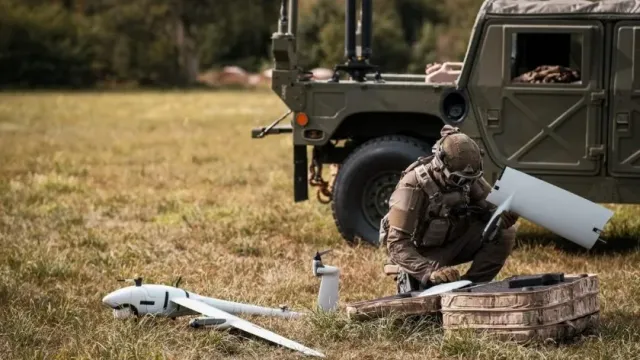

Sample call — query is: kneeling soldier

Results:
[380,125,518,292]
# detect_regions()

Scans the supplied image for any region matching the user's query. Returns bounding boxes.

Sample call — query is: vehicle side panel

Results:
[468,19,606,176]
[290,82,451,146]
[608,22,640,177]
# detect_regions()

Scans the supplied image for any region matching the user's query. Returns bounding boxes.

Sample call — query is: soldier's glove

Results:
[428,267,460,285]
[500,211,520,229]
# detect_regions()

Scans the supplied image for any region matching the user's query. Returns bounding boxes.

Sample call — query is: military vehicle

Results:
[252,0,640,247]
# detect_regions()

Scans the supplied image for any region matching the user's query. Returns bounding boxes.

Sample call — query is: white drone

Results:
[102,250,339,358]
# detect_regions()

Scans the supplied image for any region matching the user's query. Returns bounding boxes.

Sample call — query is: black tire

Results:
[331,135,433,247]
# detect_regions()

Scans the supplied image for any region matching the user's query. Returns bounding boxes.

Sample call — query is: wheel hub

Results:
[362,171,401,229]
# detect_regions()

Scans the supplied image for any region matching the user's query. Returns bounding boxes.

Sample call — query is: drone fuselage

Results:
[102,284,304,320]
[102,284,200,318]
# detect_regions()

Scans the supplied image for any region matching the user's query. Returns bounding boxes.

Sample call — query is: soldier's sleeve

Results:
[470,177,520,228]
[385,172,437,285]
[469,177,497,213]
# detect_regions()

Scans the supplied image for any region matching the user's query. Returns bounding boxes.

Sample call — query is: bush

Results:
[0,0,98,88]
[0,0,486,88]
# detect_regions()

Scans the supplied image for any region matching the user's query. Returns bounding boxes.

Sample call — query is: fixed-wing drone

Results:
[102,250,339,358]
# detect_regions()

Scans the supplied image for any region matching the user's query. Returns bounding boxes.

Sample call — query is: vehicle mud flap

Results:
[294,145,308,202]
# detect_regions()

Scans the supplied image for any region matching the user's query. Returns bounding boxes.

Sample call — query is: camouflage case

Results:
[440,273,600,342]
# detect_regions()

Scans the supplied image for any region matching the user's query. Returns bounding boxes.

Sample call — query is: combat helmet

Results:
[431,125,484,187]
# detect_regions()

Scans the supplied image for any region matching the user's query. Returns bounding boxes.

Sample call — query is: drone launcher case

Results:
[346,273,600,343]
[440,273,600,342]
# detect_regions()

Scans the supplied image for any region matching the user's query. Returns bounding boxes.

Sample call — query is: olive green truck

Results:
[251,0,640,246]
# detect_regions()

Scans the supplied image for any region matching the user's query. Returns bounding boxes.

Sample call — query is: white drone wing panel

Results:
[170,297,325,358]
[486,167,615,249]
[416,280,472,297]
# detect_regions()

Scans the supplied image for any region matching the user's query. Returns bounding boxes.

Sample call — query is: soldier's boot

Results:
[383,263,424,294]
[396,271,423,294]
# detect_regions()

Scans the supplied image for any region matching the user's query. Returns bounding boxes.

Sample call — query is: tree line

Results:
[0,0,485,89]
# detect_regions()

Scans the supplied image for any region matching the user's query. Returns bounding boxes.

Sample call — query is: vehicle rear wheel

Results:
[331,135,432,247]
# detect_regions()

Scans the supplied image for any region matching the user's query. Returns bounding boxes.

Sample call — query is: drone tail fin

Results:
[312,252,340,312]
[317,268,339,312]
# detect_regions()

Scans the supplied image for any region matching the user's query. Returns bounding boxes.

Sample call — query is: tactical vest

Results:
[412,162,471,248]
[403,155,471,247]
[379,155,472,248]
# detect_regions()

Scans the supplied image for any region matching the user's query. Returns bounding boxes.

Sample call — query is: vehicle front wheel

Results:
[331,135,432,247]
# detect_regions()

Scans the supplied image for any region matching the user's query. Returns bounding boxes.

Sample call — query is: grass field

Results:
[1,90,640,360]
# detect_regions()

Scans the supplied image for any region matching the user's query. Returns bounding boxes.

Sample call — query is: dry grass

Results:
[0,90,639,360]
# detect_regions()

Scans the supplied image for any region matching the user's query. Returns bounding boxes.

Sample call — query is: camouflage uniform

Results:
[381,125,518,288]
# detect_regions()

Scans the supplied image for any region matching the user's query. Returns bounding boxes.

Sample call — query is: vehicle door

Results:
[467,20,606,175]
[608,21,640,177]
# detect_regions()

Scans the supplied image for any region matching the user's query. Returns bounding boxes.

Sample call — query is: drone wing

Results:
[415,280,472,297]
[170,297,325,358]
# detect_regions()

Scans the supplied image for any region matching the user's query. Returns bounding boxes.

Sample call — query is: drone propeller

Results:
[314,249,332,261]
[173,276,182,288]
[117,277,143,287]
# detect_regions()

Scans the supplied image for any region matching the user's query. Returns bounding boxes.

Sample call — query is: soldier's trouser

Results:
[418,219,516,283]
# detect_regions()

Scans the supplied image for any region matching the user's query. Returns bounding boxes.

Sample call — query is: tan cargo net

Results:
[513,65,581,84]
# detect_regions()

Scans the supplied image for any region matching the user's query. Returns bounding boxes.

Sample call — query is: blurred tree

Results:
[0,0,490,87]
[0,0,98,88]
[297,0,412,73]
[198,0,280,71]
[97,0,280,85]
[296,0,343,69]
[430,0,484,61]
[407,22,440,73]
[369,2,411,73]
[394,0,442,45]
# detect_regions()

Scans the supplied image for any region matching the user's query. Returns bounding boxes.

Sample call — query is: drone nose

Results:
[102,293,117,308]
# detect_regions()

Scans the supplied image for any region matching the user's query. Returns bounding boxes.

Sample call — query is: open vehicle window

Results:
[510,32,583,85]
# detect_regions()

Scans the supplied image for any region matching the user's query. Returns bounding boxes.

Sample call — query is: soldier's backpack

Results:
[378,155,435,247]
